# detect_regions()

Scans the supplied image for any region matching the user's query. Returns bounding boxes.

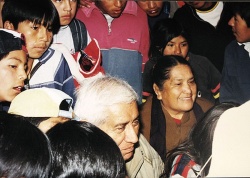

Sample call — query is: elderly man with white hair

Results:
[74,76,165,178]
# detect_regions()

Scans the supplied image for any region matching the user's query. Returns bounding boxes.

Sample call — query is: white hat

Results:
[8,88,75,119]
[207,100,250,177]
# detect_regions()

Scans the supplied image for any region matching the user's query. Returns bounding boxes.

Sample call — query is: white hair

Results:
[74,75,138,126]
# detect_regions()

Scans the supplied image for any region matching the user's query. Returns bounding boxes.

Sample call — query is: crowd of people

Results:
[0,0,250,177]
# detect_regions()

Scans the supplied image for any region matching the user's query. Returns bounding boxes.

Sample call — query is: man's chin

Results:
[123,150,135,161]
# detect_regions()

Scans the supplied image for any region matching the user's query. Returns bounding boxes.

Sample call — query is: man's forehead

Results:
[106,102,139,124]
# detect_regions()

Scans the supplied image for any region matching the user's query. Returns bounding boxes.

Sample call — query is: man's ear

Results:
[153,83,162,100]
[3,21,15,30]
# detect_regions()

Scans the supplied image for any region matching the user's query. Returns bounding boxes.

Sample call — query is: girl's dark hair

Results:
[152,55,191,90]
[150,18,190,57]
[0,112,51,178]
[165,102,239,177]
[47,120,126,178]
[2,0,60,34]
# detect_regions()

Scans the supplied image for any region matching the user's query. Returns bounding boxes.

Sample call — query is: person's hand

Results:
[79,0,93,8]
[38,117,69,133]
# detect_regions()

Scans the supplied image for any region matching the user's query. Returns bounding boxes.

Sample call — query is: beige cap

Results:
[8,88,74,119]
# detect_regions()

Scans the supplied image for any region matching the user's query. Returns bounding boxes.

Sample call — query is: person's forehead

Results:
[169,65,192,78]
[106,102,138,124]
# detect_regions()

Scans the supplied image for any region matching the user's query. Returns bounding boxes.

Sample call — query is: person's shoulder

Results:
[47,45,70,65]
[138,134,162,161]
[174,3,192,17]
[134,134,165,177]
[189,52,214,66]
[170,154,200,178]
[124,1,147,19]
[225,40,243,55]
[189,52,209,62]
[70,18,86,26]
[69,18,87,34]
[196,97,214,113]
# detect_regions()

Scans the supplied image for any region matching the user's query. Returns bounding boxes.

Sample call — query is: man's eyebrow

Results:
[114,122,128,127]
[133,116,140,121]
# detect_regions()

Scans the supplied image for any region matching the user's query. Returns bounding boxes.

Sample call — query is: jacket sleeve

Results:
[137,7,150,72]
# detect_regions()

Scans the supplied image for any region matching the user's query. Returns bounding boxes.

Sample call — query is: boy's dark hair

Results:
[47,120,126,178]
[232,2,250,27]
[2,0,60,34]
[0,53,8,61]
[0,29,27,61]
[0,112,51,178]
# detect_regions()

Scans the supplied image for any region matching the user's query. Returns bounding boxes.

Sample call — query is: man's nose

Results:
[125,125,138,144]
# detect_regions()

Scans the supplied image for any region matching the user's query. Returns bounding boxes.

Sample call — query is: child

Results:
[2,0,76,103]
[51,0,91,54]
[47,121,125,177]
[220,2,250,104]
[76,0,150,102]
[51,0,104,83]
[0,29,27,111]
[0,112,51,177]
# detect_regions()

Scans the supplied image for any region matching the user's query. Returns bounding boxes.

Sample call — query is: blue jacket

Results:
[220,40,250,104]
[27,48,76,106]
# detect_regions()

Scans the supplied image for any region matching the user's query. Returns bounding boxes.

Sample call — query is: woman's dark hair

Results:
[152,55,191,90]
[165,102,239,177]
[150,18,190,57]
[47,120,126,178]
[2,0,60,34]
[0,112,51,178]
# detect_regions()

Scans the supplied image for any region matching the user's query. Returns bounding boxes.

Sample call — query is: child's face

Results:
[0,50,27,102]
[96,0,127,18]
[228,14,250,43]
[163,35,189,59]
[16,20,53,59]
[51,0,77,26]
[137,1,163,17]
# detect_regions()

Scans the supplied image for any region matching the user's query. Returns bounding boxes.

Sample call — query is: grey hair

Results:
[74,75,138,126]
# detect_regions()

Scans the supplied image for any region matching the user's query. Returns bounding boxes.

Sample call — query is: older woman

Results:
[143,18,221,104]
[140,55,213,162]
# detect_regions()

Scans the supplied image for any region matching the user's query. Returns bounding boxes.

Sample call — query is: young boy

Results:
[50,0,104,82]
[220,2,250,105]
[2,0,76,103]
[51,0,91,54]
[0,29,27,111]
[76,0,150,102]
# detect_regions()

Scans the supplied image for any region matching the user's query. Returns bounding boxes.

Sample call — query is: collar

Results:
[80,1,138,18]
[196,2,220,13]
[238,42,250,55]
